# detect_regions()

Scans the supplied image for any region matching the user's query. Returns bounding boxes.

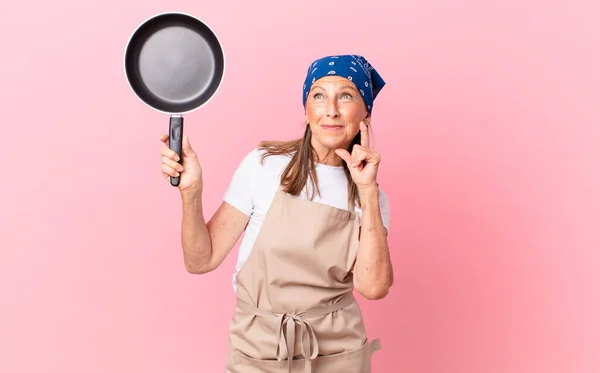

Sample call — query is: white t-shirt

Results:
[222,148,391,290]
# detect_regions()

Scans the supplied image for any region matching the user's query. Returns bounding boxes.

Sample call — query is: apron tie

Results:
[275,312,319,373]
[236,292,355,373]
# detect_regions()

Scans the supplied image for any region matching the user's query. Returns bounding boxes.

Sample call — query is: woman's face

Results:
[305,75,370,152]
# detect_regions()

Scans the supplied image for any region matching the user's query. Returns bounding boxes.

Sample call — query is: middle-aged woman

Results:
[159,54,393,372]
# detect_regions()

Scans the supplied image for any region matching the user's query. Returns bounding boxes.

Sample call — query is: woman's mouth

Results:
[320,124,344,131]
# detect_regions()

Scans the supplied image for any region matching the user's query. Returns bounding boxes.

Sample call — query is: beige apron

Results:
[225,188,381,373]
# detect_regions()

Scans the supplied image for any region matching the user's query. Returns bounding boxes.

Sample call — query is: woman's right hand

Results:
[160,134,203,193]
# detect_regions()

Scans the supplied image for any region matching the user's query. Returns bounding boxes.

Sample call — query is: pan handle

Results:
[168,115,184,187]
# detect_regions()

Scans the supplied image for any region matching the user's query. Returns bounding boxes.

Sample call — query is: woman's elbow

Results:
[184,261,214,274]
[355,280,392,300]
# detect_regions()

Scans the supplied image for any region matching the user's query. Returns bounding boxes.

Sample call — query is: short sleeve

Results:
[222,149,258,216]
[378,187,391,231]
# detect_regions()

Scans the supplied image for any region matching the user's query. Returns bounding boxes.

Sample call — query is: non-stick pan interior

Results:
[124,13,224,113]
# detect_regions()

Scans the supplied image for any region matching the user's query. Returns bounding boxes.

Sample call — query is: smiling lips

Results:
[320,124,344,131]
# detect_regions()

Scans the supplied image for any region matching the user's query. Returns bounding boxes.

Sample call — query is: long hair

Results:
[258,124,363,210]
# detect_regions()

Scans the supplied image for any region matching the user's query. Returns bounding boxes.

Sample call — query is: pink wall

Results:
[1,0,598,372]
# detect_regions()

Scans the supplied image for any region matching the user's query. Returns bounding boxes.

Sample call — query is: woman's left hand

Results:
[334,121,381,190]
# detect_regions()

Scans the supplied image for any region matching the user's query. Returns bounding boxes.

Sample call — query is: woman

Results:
[159,54,393,373]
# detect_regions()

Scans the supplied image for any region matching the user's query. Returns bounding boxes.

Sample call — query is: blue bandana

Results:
[302,54,385,115]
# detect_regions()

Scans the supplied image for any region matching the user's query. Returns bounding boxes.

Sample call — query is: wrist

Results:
[358,184,379,205]
[180,186,202,204]
[358,183,378,194]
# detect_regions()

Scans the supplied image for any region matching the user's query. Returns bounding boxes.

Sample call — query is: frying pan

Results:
[124,12,225,186]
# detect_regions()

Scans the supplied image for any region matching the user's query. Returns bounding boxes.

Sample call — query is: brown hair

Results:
[258,124,362,210]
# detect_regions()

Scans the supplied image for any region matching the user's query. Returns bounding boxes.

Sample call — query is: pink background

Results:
[1,0,599,372]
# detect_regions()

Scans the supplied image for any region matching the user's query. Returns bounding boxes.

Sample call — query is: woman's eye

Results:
[312,92,352,99]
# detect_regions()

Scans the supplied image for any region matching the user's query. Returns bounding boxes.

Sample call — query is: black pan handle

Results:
[168,115,184,187]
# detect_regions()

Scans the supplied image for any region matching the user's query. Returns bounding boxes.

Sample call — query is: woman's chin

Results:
[318,140,346,151]
[314,133,350,150]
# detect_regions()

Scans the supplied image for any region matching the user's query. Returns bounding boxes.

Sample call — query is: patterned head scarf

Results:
[302,54,385,115]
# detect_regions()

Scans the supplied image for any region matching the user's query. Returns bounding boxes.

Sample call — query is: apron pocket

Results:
[230,353,289,373]
[312,338,381,372]
[231,338,381,373]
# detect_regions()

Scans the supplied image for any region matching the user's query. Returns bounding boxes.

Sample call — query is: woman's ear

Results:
[363,115,371,126]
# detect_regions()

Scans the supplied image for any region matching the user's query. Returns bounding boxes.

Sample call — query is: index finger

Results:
[360,121,370,148]
[159,134,169,146]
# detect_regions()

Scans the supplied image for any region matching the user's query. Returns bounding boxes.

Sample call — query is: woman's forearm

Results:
[180,188,213,274]
[354,185,393,299]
